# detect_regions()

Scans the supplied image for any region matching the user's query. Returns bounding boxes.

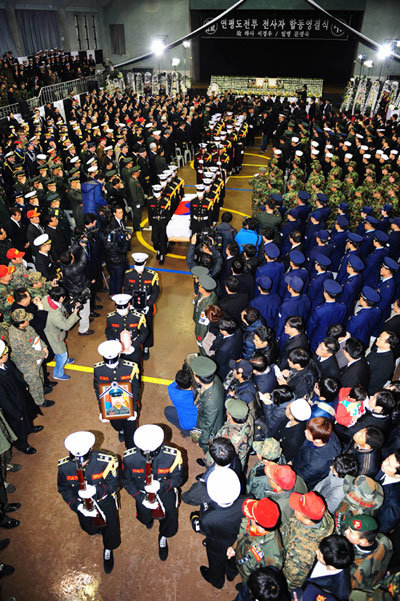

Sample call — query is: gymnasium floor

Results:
[2,143,270,601]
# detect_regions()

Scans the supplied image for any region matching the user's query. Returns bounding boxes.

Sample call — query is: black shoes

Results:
[200,566,223,589]
[21,446,36,455]
[190,511,202,534]
[4,503,20,513]
[42,400,55,408]
[196,458,206,467]
[95,304,103,310]
[0,539,10,551]
[0,563,14,578]
[103,549,114,574]
[143,348,150,360]
[6,464,21,473]
[158,535,168,561]
[90,312,100,318]
[79,329,95,336]
[158,255,165,265]
[43,386,53,395]
[32,425,44,433]
[0,517,19,529]
[146,521,153,530]
[118,431,125,443]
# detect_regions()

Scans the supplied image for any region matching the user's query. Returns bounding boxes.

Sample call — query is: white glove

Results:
[77,503,98,517]
[145,480,160,494]
[127,411,137,422]
[78,484,96,499]
[142,498,159,510]
[99,412,108,424]
[142,306,149,315]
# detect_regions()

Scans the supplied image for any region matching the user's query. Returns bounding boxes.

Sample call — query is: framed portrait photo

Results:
[99,380,134,420]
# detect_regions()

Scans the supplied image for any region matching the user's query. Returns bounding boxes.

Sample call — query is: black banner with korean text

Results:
[200,11,351,41]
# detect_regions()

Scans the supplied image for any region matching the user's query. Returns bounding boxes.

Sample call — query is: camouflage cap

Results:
[343,475,384,511]
[11,308,33,322]
[225,398,248,420]
[252,438,282,460]
[344,514,378,532]
[27,270,45,283]
[258,166,267,173]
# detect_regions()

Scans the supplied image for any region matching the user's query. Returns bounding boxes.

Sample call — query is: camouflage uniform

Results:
[335,475,384,535]
[27,271,53,299]
[281,509,334,590]
[350,533,393,591]
[0,322,9,344]
[234,517,284,582]
[12,263,31,289]
[249,171,269,215]
[8,313,48,406]
[205,411,254,470]
[0,283,15,323]
[247,469,307,524]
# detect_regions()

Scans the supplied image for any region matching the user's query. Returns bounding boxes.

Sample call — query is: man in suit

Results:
[367,330,398,395]
[46,214,68,263]
[338,389,396,445]
[279,316,310,371]
[383,298,400,359]
[375,452,400,534]
[211,318,243,381]
[314,336,340,380]
[340,337,370,390]
[6,208,27,253]
[218,276,249,322]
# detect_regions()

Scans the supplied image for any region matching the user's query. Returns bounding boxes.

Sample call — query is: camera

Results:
[72,227,99,245]
[197,227,223,251]
[63,286,91,314]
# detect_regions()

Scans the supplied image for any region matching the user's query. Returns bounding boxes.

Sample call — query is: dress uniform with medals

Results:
[147,184,170,264]
[94,341,140,449]
[122,424,184,561]
[57,431,120,573]
[105,293,148,366]
[124,253,160,358]
[191,185,212,234]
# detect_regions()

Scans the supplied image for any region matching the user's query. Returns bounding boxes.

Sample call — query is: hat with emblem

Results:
[289,491,326,520]
[97,340,122,362]
[344,514,378,532]
[264,461,296,490]
[131,252,148,265]
[6,248,25,260]
[229,358,253,378]
[207,468,241,507]
[64,431,95,458]
[0,265,15,278]
[33,233,50,247]
[111,294,132,308]
[343,475,384,510]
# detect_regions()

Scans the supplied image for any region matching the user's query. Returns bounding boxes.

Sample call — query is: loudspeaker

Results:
[94,49,103,64]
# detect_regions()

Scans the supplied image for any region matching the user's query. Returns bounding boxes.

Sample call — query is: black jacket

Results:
[346,441,382,478]
[375,470,400,533]
[367,348,395,395]
[211,330,243,381]
[286,363,317,399]
[336,410,391,445]
[218,292,250,322]
[292,432,342,489]
[314,354,341,381]
[6,218,26,252]
[279,333,310,370]
[60,244,89,296]
[274,418,306,462]
[340,358,370,390]
[200,494,248,547]
[35,251,58,281]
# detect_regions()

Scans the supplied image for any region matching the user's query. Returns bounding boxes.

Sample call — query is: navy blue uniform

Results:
[276,294,311,340]
[363,247,389,289]
[249,293,281,329]
[347,307,382,348]
[340,273,363,319]
[308,272,333,308]
[307,301,347,351]
[255,262,284,297]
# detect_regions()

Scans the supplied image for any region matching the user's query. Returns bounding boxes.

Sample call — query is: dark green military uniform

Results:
[234,516,284,582]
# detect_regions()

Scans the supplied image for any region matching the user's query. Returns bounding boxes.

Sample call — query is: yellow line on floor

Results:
[46,361,173,386]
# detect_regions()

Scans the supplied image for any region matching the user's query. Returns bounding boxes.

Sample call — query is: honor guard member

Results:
[105,293,148,365]
[94,341,140,448]
[147,184,170,264]
[124,253,160,359]
[57,431,120,573]
[191,185,212,234]
[33,233,58,281]
[122,424,184,561]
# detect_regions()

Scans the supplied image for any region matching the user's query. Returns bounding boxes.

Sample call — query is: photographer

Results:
[101,205,131,296]
[59,240,94,337]
[42,285,80,381]
[186,232,222,281]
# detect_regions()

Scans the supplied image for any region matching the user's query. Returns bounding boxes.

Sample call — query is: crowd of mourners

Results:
[0,48,97,105]
[0,80,398,600]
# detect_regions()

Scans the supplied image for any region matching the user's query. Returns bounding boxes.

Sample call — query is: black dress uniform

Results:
[105,308,148,365]
[57,450,121,550]
[122,443,183,537]
[191,191,212,233]
[93,358,141,449]
[147,189,170,261]
[35,250,58,280]
[124,267,160,348]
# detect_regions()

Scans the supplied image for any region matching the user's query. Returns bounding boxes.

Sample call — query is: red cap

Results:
[264,462,296,491]
[242,498,280,529]
[289,492,326,521]
[6,248,25,260]
[27,209,41,219]
[138,117,145,124]
[0,265,15,278]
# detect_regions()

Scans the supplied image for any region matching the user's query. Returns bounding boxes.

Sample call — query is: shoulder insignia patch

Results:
[94,361,105,368]
[250,543,264,563]
[98,453,113,462]
[163,445,178,455]
[58,456,69,466]
[123,447,138,457]
[107,311,116,317]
